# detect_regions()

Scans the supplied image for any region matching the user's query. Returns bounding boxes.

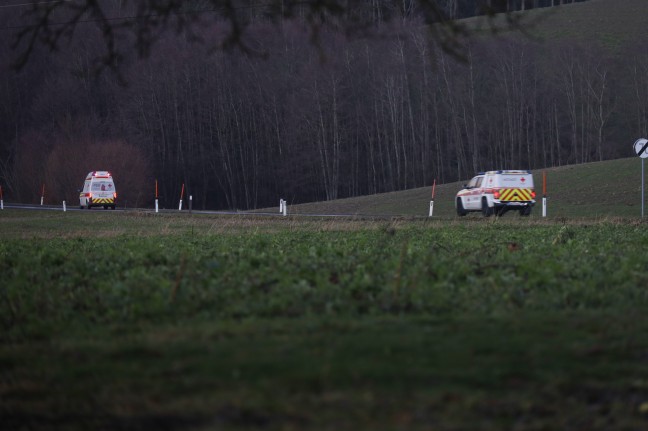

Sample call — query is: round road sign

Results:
[634,138,648,158]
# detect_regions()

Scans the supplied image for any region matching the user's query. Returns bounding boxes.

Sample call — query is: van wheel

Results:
[456,198,467,216]
[482,198,493,217]
[520,207,532,217]
[111,205,116,210]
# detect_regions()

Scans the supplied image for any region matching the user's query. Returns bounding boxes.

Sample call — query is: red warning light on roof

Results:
[92,171,112,178]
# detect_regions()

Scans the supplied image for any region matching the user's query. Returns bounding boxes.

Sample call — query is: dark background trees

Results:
[2,0,641,211]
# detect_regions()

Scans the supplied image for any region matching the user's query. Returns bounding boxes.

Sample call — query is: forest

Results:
[2,0,640,211]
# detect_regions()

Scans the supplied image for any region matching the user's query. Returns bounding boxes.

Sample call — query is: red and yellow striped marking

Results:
[498,188,533,202]
[91,198,114,204]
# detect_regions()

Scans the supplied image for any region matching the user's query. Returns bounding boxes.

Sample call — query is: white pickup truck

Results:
[456,170,535,217]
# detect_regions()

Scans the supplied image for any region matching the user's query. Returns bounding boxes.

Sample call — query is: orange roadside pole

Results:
[155,180,159,213]
[429,179,437,217]
[542,171,547,217]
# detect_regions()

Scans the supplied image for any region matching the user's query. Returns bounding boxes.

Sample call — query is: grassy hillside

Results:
[531,0,648,50]
[284,158,643,218]
[473,0,648,52]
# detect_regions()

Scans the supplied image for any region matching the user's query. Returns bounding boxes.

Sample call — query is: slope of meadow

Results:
[284,158,642,218]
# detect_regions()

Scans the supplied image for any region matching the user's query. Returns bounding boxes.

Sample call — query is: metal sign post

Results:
[633,138,648,217]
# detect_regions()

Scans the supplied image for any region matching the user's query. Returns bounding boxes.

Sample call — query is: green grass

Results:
[4,312,648,430]
[4,217,648,330]
[2,211,648,430]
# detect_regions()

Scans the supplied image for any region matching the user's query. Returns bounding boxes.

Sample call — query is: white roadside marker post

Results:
[542,197,547,217]
[282,199,287,217]
[63,201,66,212]
[178,183,185,211]
[189,195,193,214]
[429,179,436,218]
[542,171,547,218]
[155,180,159,214]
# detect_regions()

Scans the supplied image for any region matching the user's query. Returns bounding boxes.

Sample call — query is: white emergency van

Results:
[79,171,117,209]
[456,170,535,217]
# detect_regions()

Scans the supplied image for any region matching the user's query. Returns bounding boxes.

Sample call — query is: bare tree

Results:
[583,57,613,162]
[628,45,648,139]
[10,0,527,76]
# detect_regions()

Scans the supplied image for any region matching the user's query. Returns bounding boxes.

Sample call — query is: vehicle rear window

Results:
[498,175,532,188]
[91,181,114,191]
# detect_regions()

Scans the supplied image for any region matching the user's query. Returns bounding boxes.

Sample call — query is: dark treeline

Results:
[4,0,642,211]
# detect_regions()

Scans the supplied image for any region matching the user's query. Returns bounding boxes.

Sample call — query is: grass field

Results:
[3,0,648,427]
[2,208,648,430]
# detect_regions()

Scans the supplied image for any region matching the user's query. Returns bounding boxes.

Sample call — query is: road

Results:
[0,202,413,220]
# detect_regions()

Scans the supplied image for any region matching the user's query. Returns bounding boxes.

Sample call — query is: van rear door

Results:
[91,180,115,200]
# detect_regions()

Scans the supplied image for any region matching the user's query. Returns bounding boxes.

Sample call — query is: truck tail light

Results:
[531,191,536,198]
[494,190,500,199]
[88,193,92,199]
[113,192,117,198]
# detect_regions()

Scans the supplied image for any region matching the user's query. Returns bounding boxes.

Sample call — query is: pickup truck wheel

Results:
[456,198,467,216]
[482,198,493,217]
[520,206,532,217]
